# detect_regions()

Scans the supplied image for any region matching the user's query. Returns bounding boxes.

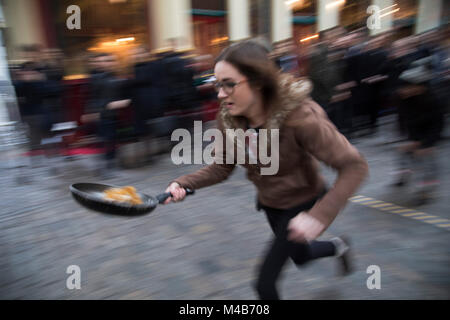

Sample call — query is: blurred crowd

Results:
[295,26,449,139]
[288,26,449,202]
[10,46,65,152]
[9,44,216,175]
[7,25,450,184]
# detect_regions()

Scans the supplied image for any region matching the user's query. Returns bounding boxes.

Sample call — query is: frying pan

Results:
[70,183,194,216]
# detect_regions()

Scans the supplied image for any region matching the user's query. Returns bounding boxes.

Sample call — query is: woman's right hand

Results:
[163,182,187,204]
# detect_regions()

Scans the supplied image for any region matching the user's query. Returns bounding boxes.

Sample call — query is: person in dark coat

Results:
[82,53,130,174]
[307,27,347,118]
[161,49,199,128]
[393,56,444,204]
[326,34,357,136]
[128,46,168,138]
[13,62,49,152]
[385,36,438,137]
[39,49,65,131]
[359,36,389,134]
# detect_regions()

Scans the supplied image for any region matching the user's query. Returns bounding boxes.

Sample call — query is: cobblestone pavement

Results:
[0,116,449,299]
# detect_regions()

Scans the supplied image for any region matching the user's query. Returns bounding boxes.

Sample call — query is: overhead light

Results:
[380,8,399,18]
[211,36,229,45]
[101,41,119,47]
[300,34,319,42]
[285,0,300,5]
[116,37,135,43]
[380,3,397,12]
[326,0,346,9]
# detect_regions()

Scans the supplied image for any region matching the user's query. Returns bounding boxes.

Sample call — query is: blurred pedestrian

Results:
[359,35,389,134]
[163,41,369,300]
[87,53,104,76]
[82,53,130,177]
[40,48,65,132]
[393,56,444,204]
[306,30,336,113]
[128,46,168,138]
[190,54,218,122]
[327,33,356,136]
[271,40,300,76]
[161,48,200,127]
[13,62,48,154]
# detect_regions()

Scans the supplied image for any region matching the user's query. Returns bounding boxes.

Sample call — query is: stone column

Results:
[227,0,251,42]
[0,3,20,123]
[272,0,293,43]
[148,0,193,50]
[317,0,341,32]
[415,0,443,34]
[2,0,46,59]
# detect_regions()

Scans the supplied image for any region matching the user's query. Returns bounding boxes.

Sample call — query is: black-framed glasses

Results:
[213,79,248,95]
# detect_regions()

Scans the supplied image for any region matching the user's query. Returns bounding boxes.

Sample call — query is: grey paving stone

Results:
[0,117,449,299]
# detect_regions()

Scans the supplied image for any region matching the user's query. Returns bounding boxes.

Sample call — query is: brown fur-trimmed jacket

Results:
[174,74,369,229]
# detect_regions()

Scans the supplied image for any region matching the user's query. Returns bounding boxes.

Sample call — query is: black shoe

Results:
[393,178,407,187]
[412,190,434,206]
[331,236,353,276]
[392,171,412,187]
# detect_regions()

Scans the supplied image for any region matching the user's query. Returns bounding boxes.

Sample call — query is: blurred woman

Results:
[163,41,369,300]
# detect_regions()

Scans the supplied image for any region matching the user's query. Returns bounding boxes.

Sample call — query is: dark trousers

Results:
[23,115,45,151]
[98,117,117,161]
[361,84,380,129]
[329,100,353,134]
[256,192,336,300]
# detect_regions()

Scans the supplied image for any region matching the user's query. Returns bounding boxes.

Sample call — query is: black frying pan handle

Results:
[156,188,195,204]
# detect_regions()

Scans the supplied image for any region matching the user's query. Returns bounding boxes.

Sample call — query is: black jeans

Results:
[98,117,118,161]
[255,191,336,300]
